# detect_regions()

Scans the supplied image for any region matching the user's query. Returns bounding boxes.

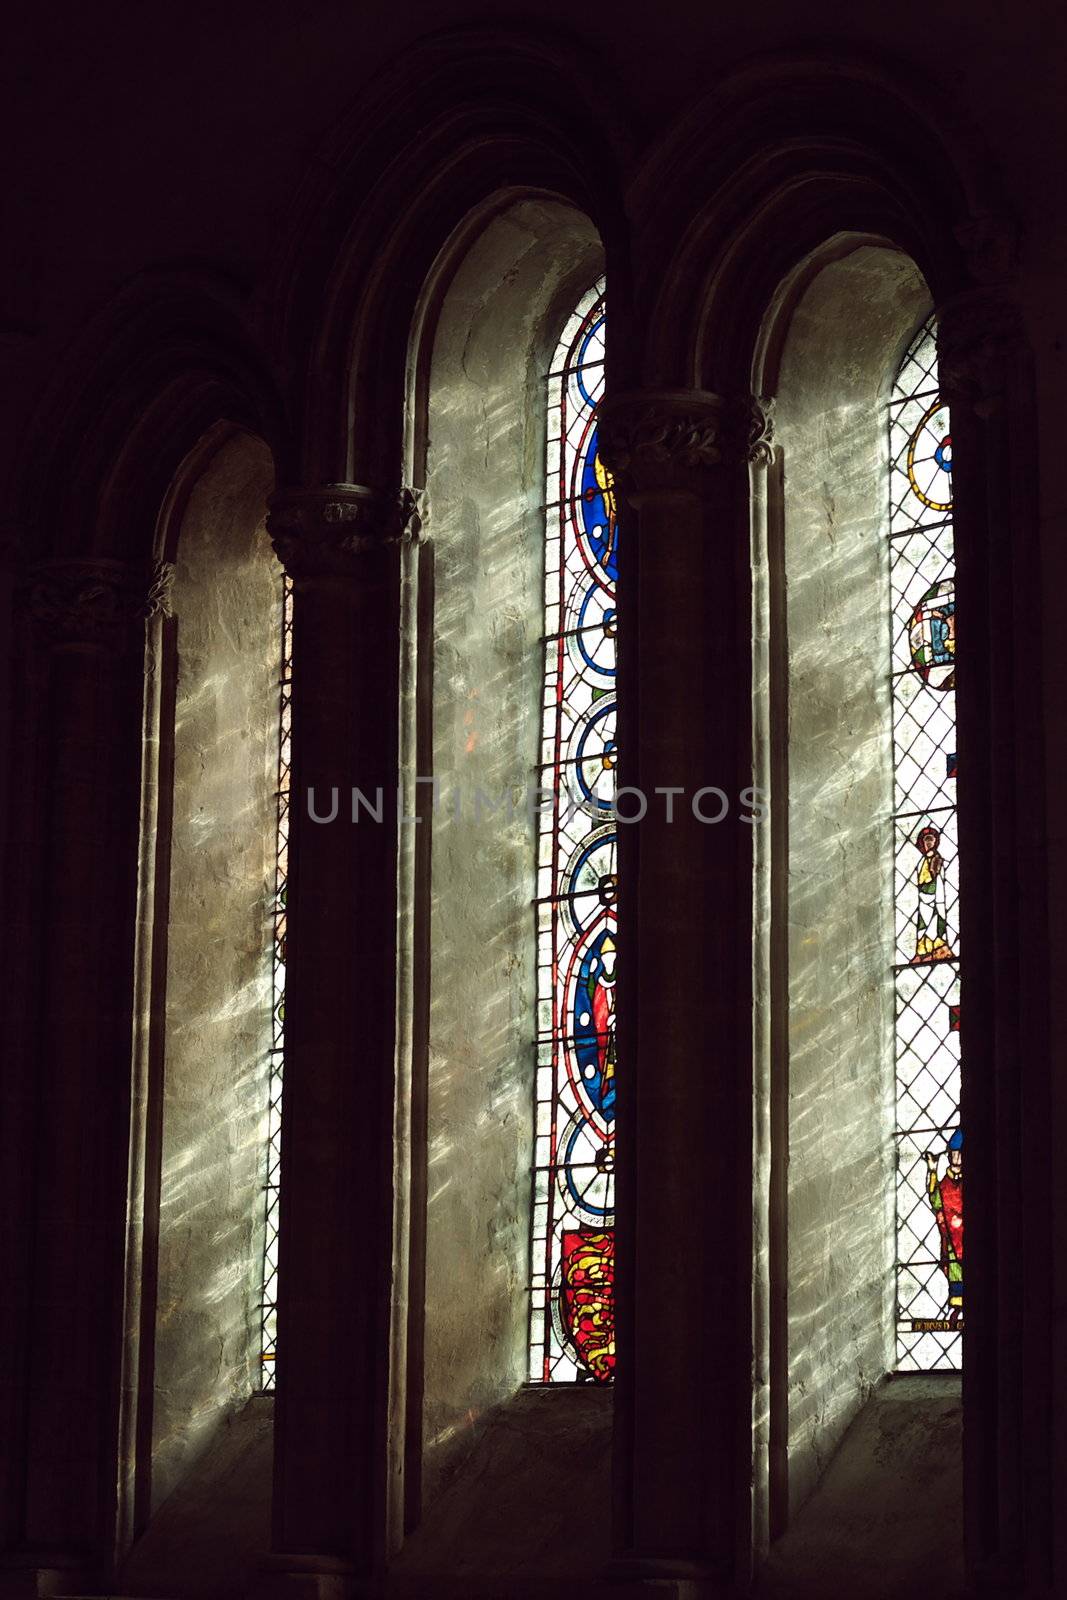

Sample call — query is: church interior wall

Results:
[1,5,1063,1595]
[753,1374,963,1599]
[149,430,278,1512]
[417,197,604,1508]
[768,244,935,1518]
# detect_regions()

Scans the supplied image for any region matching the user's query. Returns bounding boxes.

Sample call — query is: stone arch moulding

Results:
[1,265,284,1592]
[261,176,615,1589]
[754,239,939,1572]
[261,24,633,489]
[128,419,280,1546]
[611,50,1047,1597]
[253,69,632,1584]
[12,265,286,566]
[397,194,606,1547]
[624,49,1015,393]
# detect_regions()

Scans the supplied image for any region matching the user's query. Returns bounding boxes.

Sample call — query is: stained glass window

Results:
[529,280,616,1385]
[890,318,962,1372]
[260,572,292,1387]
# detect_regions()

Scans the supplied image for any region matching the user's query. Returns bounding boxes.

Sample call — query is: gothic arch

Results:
[132,420,281,1532]
[262,26,631,485]
[623,50,1010,391]
[398,196,606,1529]
[754,244,941,1562]
[2,263,286,1579]
[603,50,1044,1592]
[2,24,1054,1598]
[591,47,1046,1594]
[13,266,284,562]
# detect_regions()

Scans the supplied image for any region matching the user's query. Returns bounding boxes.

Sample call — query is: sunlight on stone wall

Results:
[420,199,602,1507]
[153,432,277,1512]
[774,246,931,1516]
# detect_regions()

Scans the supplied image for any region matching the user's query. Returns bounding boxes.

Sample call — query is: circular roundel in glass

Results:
[573,307,605,405]
[556,1109,614,1226]
[561,825,617,940]
[563,917,617,1130]
[570,698,617,813]
[907,400,953,513]
[566,581,617,680]
[909,578,956,691]
[570,423,618,586]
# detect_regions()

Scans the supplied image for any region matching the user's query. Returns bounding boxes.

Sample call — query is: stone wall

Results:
[419,199,602,1506]
[770,246,932,1516]
[151,432,277,1511]
[754,1375,963,1599]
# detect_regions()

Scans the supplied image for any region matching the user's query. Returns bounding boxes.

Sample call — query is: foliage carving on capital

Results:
[267,484,422,579]
[598,392,774,492]
[937,291,1026,418]
[24,557,174,648]
[745,396,776,467]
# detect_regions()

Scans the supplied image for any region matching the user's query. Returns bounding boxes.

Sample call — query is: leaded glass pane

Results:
[261,572,292,1388]
[529,282,616,1385]
[891,318,962,1371]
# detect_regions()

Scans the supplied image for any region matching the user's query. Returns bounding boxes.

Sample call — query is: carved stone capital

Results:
[936,291,1026,418]
[267,484,422,581]
[598,391,773,496]
[744,395,776,467]
[23,557,174,649]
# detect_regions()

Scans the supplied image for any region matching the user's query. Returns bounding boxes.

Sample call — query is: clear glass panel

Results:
[891,319,963,1371]
[261,573,292,1388]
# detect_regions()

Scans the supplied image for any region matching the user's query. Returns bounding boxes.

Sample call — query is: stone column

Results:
[600,394,772,1594]
[0,557,171,1595]
[261,485,420,1598]
[937,292,1052,1595]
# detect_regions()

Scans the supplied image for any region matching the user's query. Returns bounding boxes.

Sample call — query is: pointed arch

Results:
[623,49,1012,394]
[13,267,285,563]
[263,26,632,486]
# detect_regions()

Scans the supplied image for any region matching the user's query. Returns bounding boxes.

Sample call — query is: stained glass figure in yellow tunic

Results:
[911,823,956,963]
